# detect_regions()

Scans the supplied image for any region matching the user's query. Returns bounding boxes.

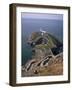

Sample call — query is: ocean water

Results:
[21,19,63,65]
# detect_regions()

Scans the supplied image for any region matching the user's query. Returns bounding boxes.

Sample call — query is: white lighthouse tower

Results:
[40,28,46,36]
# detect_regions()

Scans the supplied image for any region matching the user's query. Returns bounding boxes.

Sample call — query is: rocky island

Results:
[22,30,63,77]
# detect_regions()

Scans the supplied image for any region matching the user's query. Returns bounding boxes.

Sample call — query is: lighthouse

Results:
[40,28,46,36]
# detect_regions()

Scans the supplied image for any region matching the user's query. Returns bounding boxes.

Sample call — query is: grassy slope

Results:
[38,63,63,76]
[35,54,63,76]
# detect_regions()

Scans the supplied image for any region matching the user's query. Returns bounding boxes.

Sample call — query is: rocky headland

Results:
[22,31,63,77]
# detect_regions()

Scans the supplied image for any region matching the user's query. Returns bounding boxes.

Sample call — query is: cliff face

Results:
[22,32,63,77]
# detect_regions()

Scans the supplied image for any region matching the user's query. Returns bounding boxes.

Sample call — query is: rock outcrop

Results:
[22,53,63,76]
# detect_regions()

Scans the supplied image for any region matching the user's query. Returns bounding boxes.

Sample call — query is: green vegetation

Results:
[48,34,62,45]
[35,44,49,49]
